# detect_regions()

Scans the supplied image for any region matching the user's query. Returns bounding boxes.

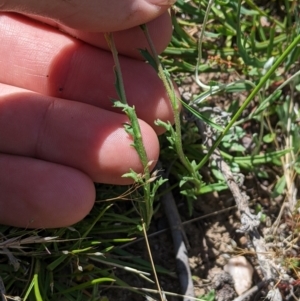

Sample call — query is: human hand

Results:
[0,0,176,228]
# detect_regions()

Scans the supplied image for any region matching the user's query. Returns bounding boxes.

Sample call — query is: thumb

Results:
[0,0,175,31]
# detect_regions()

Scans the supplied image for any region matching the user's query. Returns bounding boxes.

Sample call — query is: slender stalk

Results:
[195,0,218,90]
[105,33,152,225]
[142,222,165,301]
[34,260,43,301]
[105,33,127,104]
[141,24,199,185]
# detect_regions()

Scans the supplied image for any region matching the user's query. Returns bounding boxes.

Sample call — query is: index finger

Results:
[0,0,175,31]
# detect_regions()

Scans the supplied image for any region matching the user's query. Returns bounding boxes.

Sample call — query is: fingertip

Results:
[57,167,96,227]
[1,0,173,32]
[0,155,95,228]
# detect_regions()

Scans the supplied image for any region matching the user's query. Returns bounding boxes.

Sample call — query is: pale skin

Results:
[0,0,176,228]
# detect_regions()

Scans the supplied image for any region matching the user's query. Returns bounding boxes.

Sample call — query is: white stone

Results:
[224,256,254,295]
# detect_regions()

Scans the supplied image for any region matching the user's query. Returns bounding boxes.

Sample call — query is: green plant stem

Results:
[34,260,43,301]
[105,33,127,105]
[105,33,152,225]
[106,34,150,173]
[196,33,300,171]
[141,24,198,182]
[195,0,216,90]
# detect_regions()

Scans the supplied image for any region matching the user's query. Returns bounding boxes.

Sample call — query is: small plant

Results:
[1,1,300,300]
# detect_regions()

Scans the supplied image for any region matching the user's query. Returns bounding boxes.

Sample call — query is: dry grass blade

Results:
[0,236,59,248]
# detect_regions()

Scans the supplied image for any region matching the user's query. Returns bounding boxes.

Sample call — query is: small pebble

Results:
[239,236,248,246]
[224,256,253,295]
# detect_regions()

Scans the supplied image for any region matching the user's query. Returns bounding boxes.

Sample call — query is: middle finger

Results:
[0,13,174,133]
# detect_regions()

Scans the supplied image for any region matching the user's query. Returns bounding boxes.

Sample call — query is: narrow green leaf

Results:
[139,48,158,72]
[271,176,286,198]
[255,90,282,115]
[23,278,35,301]
[59,278,115,294]
[181,101,224,132]
[33,275,43,301]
